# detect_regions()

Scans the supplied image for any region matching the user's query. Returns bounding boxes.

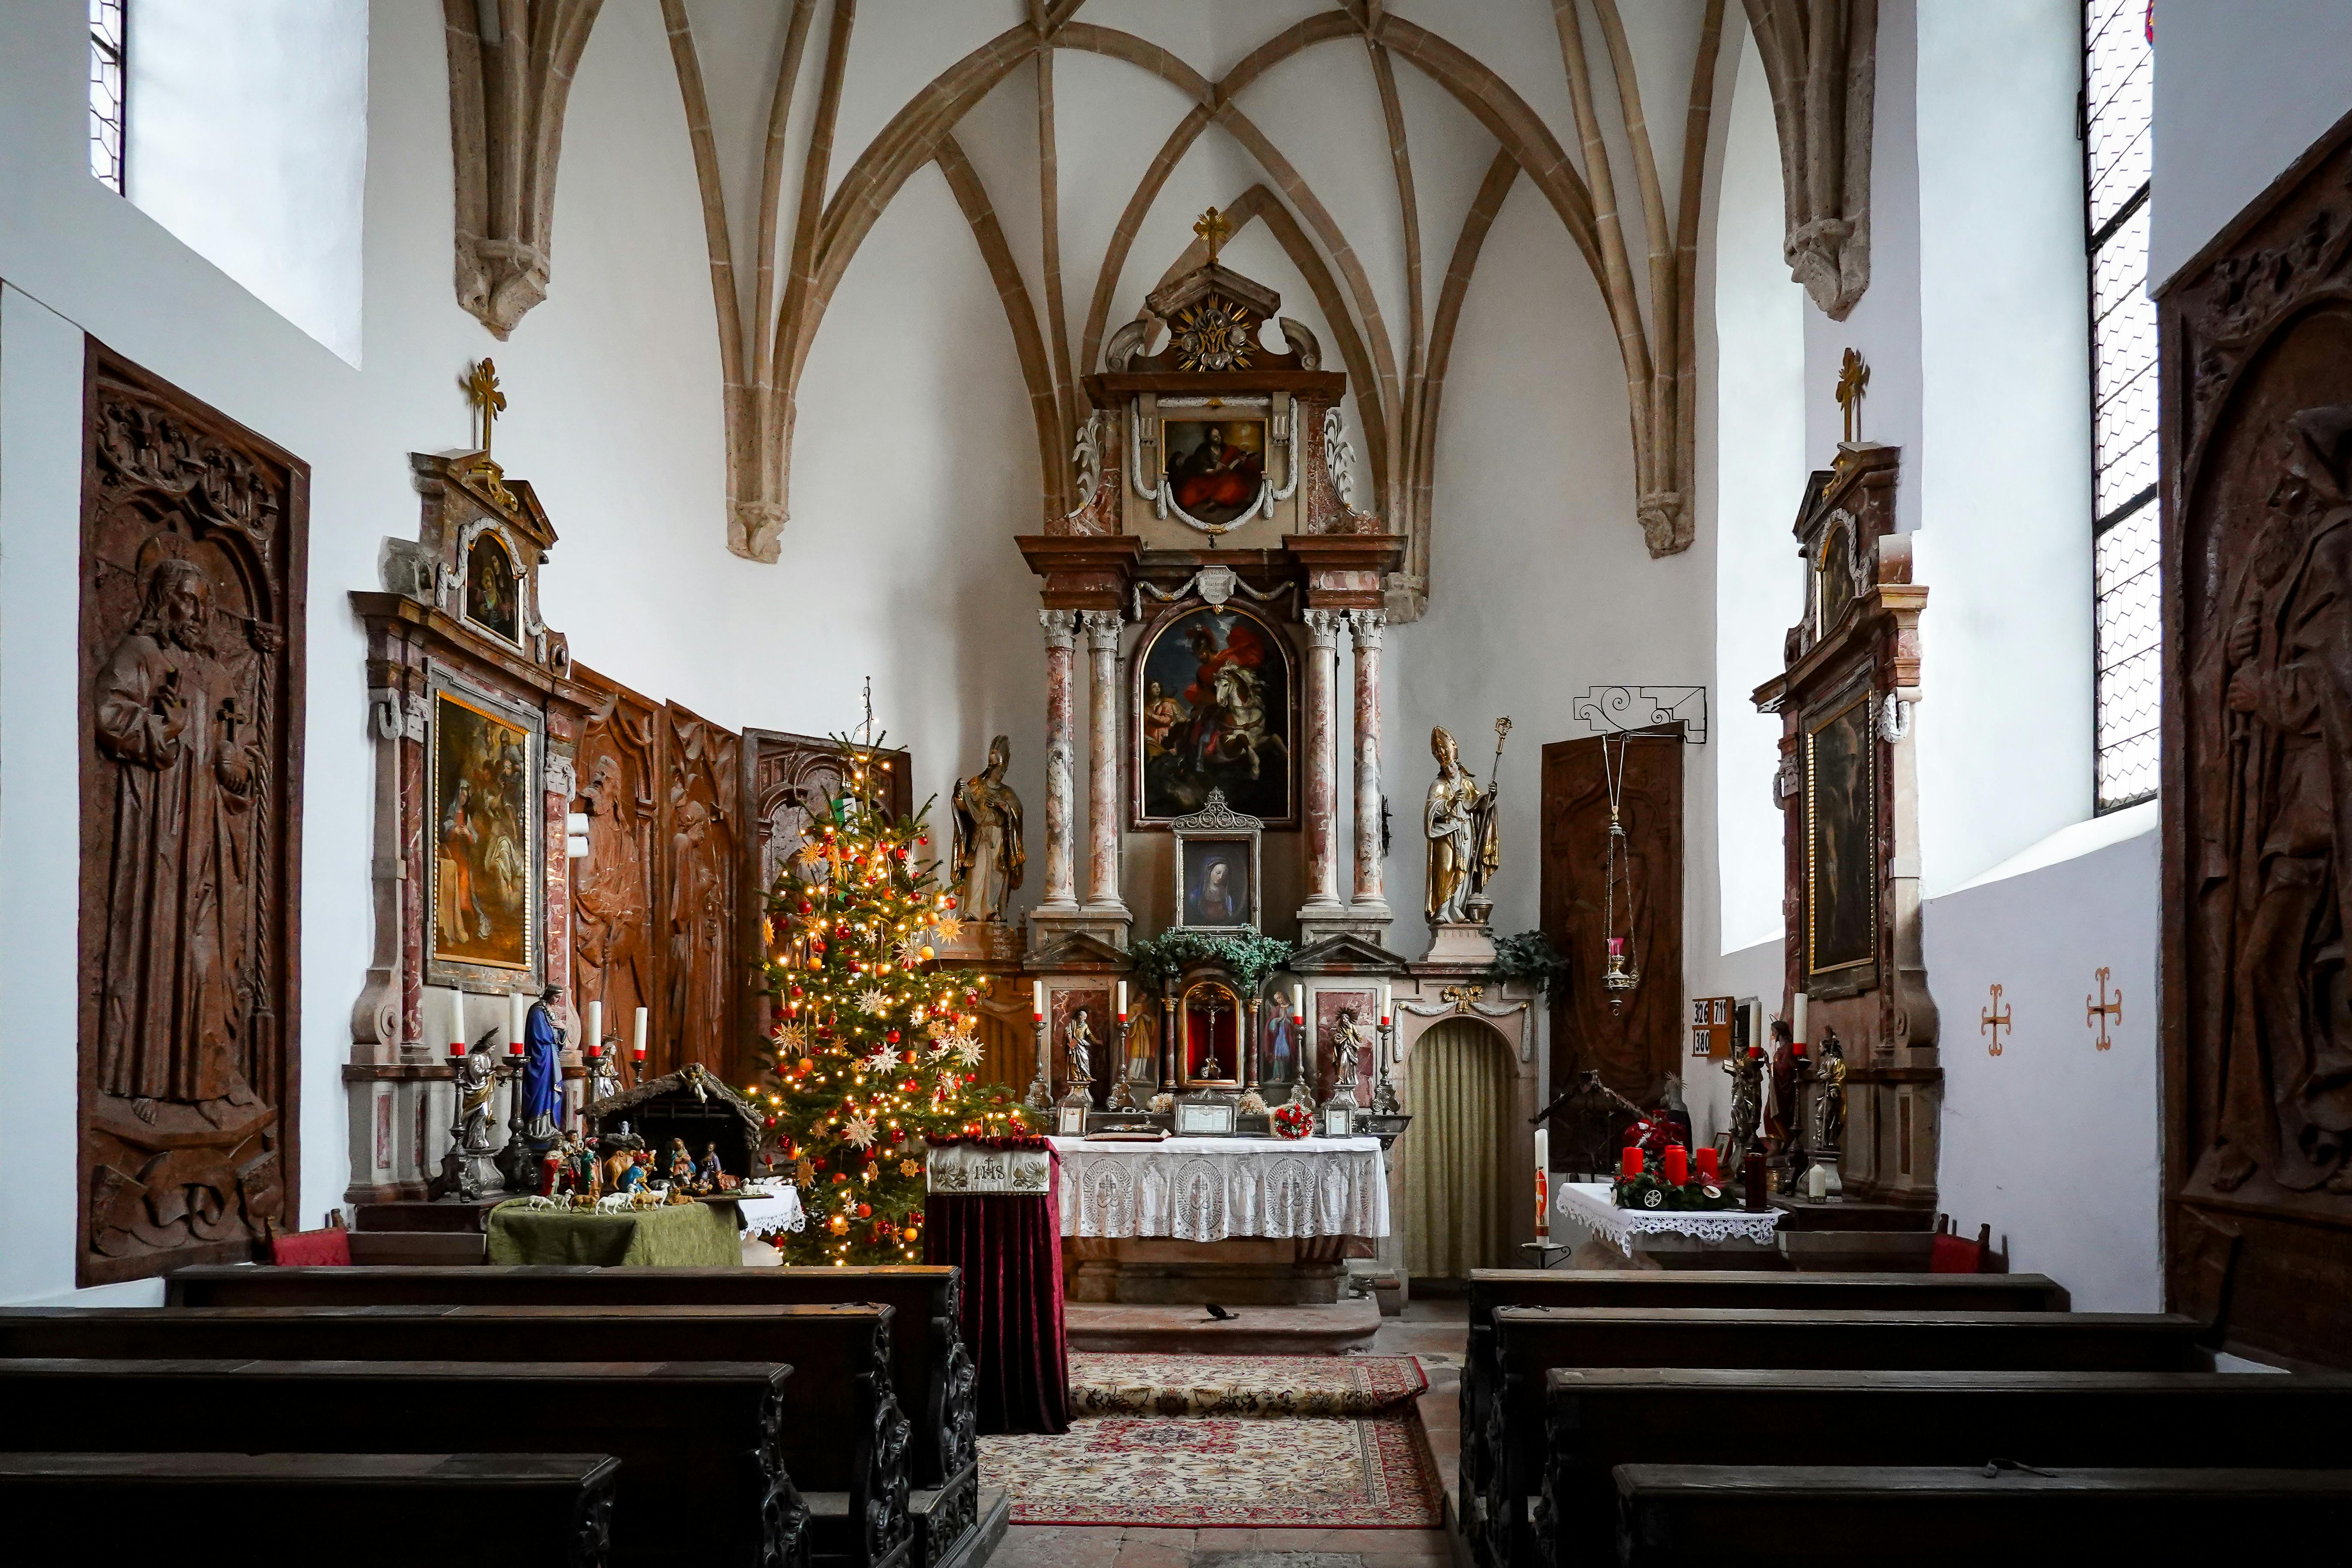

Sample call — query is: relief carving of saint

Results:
[2199,406,2352,1195]
[93,559,267,1126]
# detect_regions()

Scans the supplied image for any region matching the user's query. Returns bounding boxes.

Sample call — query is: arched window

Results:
[2084,0,2157,809]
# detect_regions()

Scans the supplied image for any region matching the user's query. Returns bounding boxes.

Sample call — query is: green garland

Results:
[1125,926,1296,993]
[1490,929,1570,1001]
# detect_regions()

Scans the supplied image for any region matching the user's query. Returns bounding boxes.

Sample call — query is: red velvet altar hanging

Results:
[924,1154,1069,1435]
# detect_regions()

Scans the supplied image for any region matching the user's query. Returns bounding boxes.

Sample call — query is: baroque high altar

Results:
[1014,226,1403,959]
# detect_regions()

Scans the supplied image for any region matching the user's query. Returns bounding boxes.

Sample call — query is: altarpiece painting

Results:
[1134,604,1294,825]
[78,342,306,1284]
[430,684,537,974]
[1805,689,1877,981]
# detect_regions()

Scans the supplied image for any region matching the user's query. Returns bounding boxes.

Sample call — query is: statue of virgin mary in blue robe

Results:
[519,985,566,1141]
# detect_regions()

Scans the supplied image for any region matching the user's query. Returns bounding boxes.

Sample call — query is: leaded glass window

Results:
[90,0,127,194]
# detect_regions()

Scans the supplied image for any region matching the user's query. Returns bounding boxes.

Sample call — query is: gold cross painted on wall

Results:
[1835,348,1869,444]
[1981,983,2012,1057]
[1194,207,1232,266]
[2086,967,2122,1051]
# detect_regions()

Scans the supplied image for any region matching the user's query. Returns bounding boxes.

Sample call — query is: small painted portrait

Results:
[466,532,521,643]
[1163,417,1266,527]
[1183,841,1250,927]
[1805,692,1876,977]
[1136,606,1293,823]
[433,690,534,970]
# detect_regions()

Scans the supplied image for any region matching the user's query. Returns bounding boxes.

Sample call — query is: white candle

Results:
[1792,992,1808,1047]
[1116,980,1128,1021]
[587,1000,603,1057]
[450,987,466,1054]
[1535,1126,1548,1173]
[1380,982,1392,1027]
[509,992,527,1054]
[1291,982,1304,1025]
[1033,980,1046,1020]
[1534,1127,1550,1238]
[632,1005,649,1059]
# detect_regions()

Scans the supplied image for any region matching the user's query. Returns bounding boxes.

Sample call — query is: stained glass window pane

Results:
[90,0,127,194]
[2086,0,2158,811]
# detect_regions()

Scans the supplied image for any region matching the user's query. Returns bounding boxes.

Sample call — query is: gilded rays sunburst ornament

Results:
[1171,299,1256,373]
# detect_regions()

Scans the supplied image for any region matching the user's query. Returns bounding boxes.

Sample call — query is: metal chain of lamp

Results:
[1600,730,1641,1014]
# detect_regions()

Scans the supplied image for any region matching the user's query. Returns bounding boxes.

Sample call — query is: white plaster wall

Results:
[126,0,369,365]
[1925,812,2160,1311]
[2150,0,2352,287]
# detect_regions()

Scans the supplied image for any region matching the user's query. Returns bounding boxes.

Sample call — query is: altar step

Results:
[1065,1298,1383,1356]
[343,1198,491,1265]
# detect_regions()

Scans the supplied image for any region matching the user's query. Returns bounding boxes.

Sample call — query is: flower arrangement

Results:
[1270,1101,1315,1140]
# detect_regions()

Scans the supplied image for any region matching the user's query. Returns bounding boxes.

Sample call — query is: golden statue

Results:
[1424,726,1500,924]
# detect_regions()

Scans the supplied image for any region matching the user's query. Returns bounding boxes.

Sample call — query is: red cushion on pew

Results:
[269,1228,352,1267]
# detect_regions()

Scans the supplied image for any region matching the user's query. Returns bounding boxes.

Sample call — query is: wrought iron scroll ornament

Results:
[1574,686,1709,743]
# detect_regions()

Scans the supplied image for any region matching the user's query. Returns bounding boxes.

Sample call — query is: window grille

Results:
[90,0,127,194]
[2085,0,2157,810]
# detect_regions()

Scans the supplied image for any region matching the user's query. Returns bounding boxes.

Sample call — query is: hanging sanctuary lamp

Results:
[1601,732,1640,1014]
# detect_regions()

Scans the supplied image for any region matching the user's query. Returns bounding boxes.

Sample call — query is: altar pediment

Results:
[1289,933,1409,974]
[1023,931,1132,975]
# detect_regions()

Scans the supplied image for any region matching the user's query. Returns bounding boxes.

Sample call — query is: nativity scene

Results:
[6,2,2349,1564]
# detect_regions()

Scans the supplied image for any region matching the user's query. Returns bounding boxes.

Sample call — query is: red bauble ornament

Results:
[886,1030,900,1043]
[856,1204,872,1218]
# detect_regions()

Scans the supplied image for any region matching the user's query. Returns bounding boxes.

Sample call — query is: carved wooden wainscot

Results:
[345,451,591,1205]
[2161,104,2352,1368]
[1753,441,1940,1207]
[78,343,308,1286]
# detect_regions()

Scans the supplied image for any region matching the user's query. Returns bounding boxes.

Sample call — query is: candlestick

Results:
[449,987,467,1057]
[632,1005,648,1060]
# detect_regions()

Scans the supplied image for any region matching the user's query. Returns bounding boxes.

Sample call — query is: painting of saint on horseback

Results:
[1133,604,1294,826]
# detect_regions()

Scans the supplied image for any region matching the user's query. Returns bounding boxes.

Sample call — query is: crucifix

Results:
[1980,983,2012,1057]
[1194,207,1232,266]
[465,358,507,461]
[1835,348,1869,444]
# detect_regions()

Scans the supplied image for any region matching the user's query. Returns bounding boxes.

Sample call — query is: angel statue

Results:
[951,735,1025,926]
[1425,726,1500,924]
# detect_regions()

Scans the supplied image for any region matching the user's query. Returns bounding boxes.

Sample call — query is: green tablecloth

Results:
[485,1197,742,1266]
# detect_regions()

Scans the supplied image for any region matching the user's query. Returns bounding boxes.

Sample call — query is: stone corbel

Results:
[444,0,607,339]
[1743,0,1877,320]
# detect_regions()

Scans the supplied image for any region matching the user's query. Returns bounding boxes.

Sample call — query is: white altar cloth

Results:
[1554,1180,1783,1255]
[730,1188,806,1237]
[1050,1136,1390,1241]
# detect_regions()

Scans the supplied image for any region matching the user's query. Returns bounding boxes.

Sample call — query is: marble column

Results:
[1348,610,1390,921]
[1038,609,1080,913]
[1080,610,1130,919]
[1300,608,1345,919]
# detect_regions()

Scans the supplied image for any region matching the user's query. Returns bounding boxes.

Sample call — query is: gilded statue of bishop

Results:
[1425,726,1501,924]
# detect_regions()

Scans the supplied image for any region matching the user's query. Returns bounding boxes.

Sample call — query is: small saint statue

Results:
[1425,727,1500,925]
[1722,1045,1765,1170]
[1329,1009,1369,1097]
[951,736,1026,927]
[1063,1007,1096,1099]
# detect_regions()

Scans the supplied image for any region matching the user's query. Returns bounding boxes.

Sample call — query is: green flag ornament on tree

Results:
[752,732,1031,1264]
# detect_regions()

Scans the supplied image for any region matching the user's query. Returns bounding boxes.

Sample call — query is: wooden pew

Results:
[0,1452,621,1568]
[0,1359,799,1568]
[1611,1464,2352,1566]
[1540,1369,2352,1568]
[0,1305,909,1568]
[1458,1269,2067,1563]
[165,1264,984,1568]
[1479,1308,2203,1568]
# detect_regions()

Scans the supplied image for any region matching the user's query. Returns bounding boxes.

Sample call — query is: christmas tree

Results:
[751,735,1032,1264]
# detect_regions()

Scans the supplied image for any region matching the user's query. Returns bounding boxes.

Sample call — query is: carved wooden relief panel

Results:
[78,342,306,1284]
[1540,732,1682,1105]
[658,703,742,1082]
[569,664,660,1060]
[2162,105,2352,1368]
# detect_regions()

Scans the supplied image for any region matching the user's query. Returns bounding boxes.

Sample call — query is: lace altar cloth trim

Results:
[927,1143,1055,1194]
[733,1190,805,1236]
[1554,1180,1785,1252]
[1049,1135,1390,1240]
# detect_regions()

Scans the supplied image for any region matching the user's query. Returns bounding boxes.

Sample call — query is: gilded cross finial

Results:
[465,358,508,461]
[1835,348,1869,445]
[1193,207,1232,266]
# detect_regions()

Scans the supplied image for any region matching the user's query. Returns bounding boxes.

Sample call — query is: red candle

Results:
[1621,1147,1643,1178]
[1694,1146,1719,1182]
[1663,1145,1688,1185]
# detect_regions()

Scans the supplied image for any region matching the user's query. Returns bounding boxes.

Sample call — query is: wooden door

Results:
[1541,730,1684,1107]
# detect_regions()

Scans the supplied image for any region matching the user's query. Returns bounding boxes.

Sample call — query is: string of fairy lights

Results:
[754,738,1031,1264]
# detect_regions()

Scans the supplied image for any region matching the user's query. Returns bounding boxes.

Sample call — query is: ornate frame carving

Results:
[1169,789,1265,930]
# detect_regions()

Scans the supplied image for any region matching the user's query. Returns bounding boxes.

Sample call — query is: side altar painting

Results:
[1134,604,1294,826]
[79,341,306,1284]
[432,686,537,971]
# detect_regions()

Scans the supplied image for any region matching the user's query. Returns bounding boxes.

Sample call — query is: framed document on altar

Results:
[1057,1105,1086,1137]
[1175,1097,1237,1137]
[1322,1104,1353,1138]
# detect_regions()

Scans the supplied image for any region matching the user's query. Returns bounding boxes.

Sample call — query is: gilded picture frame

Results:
[428,670,542,983]
[1133,601,1296,828]
[1803,687,1877,986]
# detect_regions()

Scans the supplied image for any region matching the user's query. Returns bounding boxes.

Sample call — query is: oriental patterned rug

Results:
[979,1409,1442,1528]
[1066,1351,1429,1418]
